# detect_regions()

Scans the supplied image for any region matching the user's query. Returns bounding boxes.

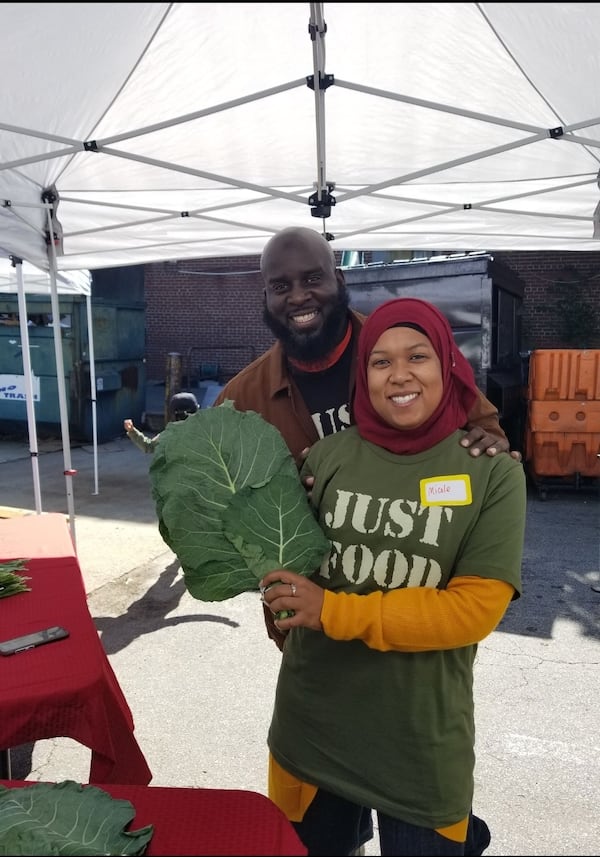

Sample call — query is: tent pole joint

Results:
[308,21,327,40]
[308,182,336,218]
[306,73,334,91]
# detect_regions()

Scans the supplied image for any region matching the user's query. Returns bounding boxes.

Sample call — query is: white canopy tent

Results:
[0,257,95,543]
[2,2,600,537]
[1,2,600,274]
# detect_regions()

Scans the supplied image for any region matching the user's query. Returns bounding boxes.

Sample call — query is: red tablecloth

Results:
[0,780,307,856]
[0,515,152,785]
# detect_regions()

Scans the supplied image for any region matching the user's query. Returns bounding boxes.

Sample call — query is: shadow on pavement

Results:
[497,486,599,641]
[93,557,240,656]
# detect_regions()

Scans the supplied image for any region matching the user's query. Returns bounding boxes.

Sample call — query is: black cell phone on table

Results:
[0,625,69,656]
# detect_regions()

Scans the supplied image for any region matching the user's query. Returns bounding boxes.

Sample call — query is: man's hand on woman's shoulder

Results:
[460,426,522,461]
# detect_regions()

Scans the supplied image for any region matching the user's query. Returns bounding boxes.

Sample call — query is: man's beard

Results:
[262,284,350,362]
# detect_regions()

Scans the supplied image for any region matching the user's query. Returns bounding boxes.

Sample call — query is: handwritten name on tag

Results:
[420,474,472,506]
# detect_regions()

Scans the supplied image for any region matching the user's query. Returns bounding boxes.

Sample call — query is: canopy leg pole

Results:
[45,201,77,548]
[85,293,99,495]
[13,257,43,514]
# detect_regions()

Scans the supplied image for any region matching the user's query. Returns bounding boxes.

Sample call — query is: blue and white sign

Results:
[0,374,41,402]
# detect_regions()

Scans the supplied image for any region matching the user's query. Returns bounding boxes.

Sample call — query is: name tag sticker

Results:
[420,474,472,506]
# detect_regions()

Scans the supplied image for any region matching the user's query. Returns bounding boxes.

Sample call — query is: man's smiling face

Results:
[261,229,349,362]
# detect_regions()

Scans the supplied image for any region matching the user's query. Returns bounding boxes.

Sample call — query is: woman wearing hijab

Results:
[260,298,526,857]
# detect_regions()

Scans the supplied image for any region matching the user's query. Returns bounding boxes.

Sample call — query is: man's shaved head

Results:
[260,227,337,277]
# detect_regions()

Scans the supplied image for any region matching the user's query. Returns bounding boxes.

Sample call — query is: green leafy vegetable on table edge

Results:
[0,559,31,599]
[0,780,153,856]
[149,400,330,603]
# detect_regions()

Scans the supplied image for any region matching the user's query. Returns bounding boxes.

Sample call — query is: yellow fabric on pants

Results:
[268,754,468,841]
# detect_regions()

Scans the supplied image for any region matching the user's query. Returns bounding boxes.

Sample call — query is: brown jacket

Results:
[214,310,505,463]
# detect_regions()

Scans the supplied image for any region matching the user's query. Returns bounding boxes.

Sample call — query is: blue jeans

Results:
[292,788,491,857]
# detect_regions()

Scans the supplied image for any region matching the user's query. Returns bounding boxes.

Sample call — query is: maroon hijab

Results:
[353,298,479,454]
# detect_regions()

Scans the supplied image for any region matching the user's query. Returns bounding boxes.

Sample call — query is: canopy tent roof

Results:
[2,2,600,272]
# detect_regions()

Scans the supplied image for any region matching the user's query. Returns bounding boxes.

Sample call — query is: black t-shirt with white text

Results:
[289,342,354,440]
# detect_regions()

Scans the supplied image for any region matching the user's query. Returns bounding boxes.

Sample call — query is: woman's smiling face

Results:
[366,325,443,430]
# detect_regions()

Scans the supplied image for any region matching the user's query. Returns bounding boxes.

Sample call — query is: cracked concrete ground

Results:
[1,436,599,856]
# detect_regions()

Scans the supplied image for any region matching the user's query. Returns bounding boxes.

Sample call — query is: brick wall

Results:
[143,250,600,382]
[144,255,269,383]
[495,251,600,351]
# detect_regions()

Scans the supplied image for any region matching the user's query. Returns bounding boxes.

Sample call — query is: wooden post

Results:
[164,352,182,426]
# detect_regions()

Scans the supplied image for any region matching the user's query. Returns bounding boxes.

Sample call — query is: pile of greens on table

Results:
[149,400,330,602]
[0,780,153,855]
[0,559,30,599]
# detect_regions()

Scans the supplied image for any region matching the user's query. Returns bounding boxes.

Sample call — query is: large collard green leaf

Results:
[223,477,330,577]
[150,401,292,584]
[0,780,153,856]
[149,400,330,601]
[186,477,331,600]
[150,400,295,588]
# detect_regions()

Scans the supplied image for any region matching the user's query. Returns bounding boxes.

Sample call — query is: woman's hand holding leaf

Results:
[260,570,325,633]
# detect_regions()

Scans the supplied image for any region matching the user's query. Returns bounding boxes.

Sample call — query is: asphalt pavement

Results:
[0,433,599,856]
